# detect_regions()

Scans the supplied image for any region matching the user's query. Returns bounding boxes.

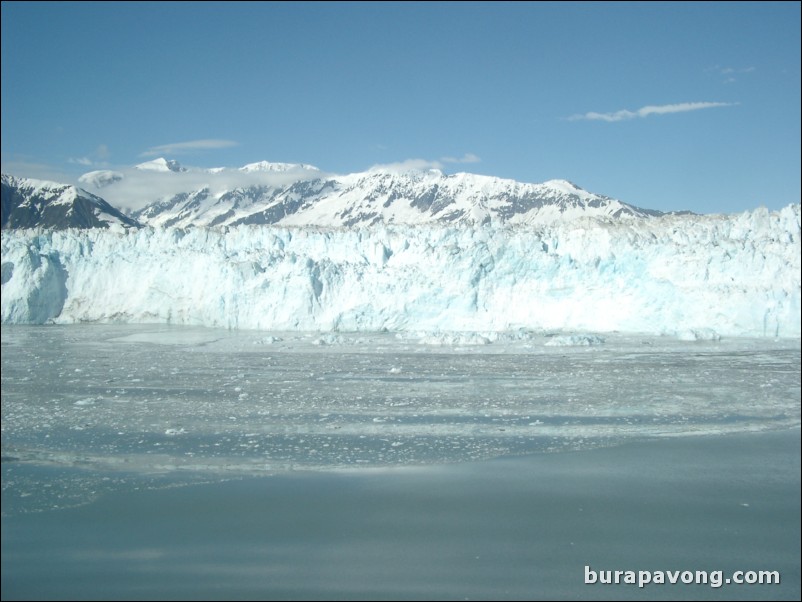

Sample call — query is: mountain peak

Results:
[3,161,666,230]
[239,161,319,173]
[134,158,186,173]
[78,170,125,189]
[541,179,585,193]
[1,175,139,229]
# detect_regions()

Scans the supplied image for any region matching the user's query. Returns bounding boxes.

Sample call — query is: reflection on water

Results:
[3,432,800,601]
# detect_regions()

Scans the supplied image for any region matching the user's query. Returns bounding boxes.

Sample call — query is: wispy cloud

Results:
[715,66,755,75]
[76,165,327,212]
[69,144,111,167]
[368,153,481,174]
[368,158,444,173]
[568,102,737,123]
[1,158,73,183]
[708,66,756,84]
[441,153,481,164]
[140,139,239,157]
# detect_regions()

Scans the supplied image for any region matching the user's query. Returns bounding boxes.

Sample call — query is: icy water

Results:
[1,325,800,600]
[1,324,799,513]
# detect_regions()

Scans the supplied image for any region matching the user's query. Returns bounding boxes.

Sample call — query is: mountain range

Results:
[1,174,138,230]
[2,159,798,337]
[2,158,669,230]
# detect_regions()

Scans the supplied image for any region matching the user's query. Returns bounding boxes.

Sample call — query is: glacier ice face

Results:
[1,204,800,337]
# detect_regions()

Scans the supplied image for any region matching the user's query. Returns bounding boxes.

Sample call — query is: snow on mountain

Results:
[239,161,320,173]
[67,159,666,228]
[77,170,124,189]
[1,174,139,230]
[3,163,799,338]
[134,157,187,173]
[132,186,225,228]
[125,167,661,229]
[2,204,799,337]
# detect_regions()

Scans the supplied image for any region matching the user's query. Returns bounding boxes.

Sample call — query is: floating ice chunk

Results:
[417,332,493,345]
[676,328,721,342]
[312,334,346,346]
[545,334,606,346]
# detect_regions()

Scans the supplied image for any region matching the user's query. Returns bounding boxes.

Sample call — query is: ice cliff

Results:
[2,204,799,337]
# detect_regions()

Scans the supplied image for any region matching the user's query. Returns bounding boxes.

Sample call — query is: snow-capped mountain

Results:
[239,160,320,173]
[3,160,666,230]
[1,175,139,230]
[2,161,799,337]
[134,158,187,173]
[102,159,665,228]
[77,169,124,189]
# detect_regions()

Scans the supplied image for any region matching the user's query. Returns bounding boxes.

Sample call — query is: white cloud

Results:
[76,165,327,212]
[718,66,755,75]
[68,144,111,167]
[568,102,737,122]
[367,158,444,173]
[441,153,481,164]
[368,154,480,174]
[1,159,73,183]
[708,66,756,83]
[140,139,239,157]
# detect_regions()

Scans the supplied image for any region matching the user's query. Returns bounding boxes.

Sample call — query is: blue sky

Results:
[1,1,799,214]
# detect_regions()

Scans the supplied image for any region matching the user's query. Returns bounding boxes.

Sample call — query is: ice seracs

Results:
[1,204,799,337]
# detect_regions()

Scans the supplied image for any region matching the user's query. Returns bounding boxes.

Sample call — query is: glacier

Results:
[2,204,799,337]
